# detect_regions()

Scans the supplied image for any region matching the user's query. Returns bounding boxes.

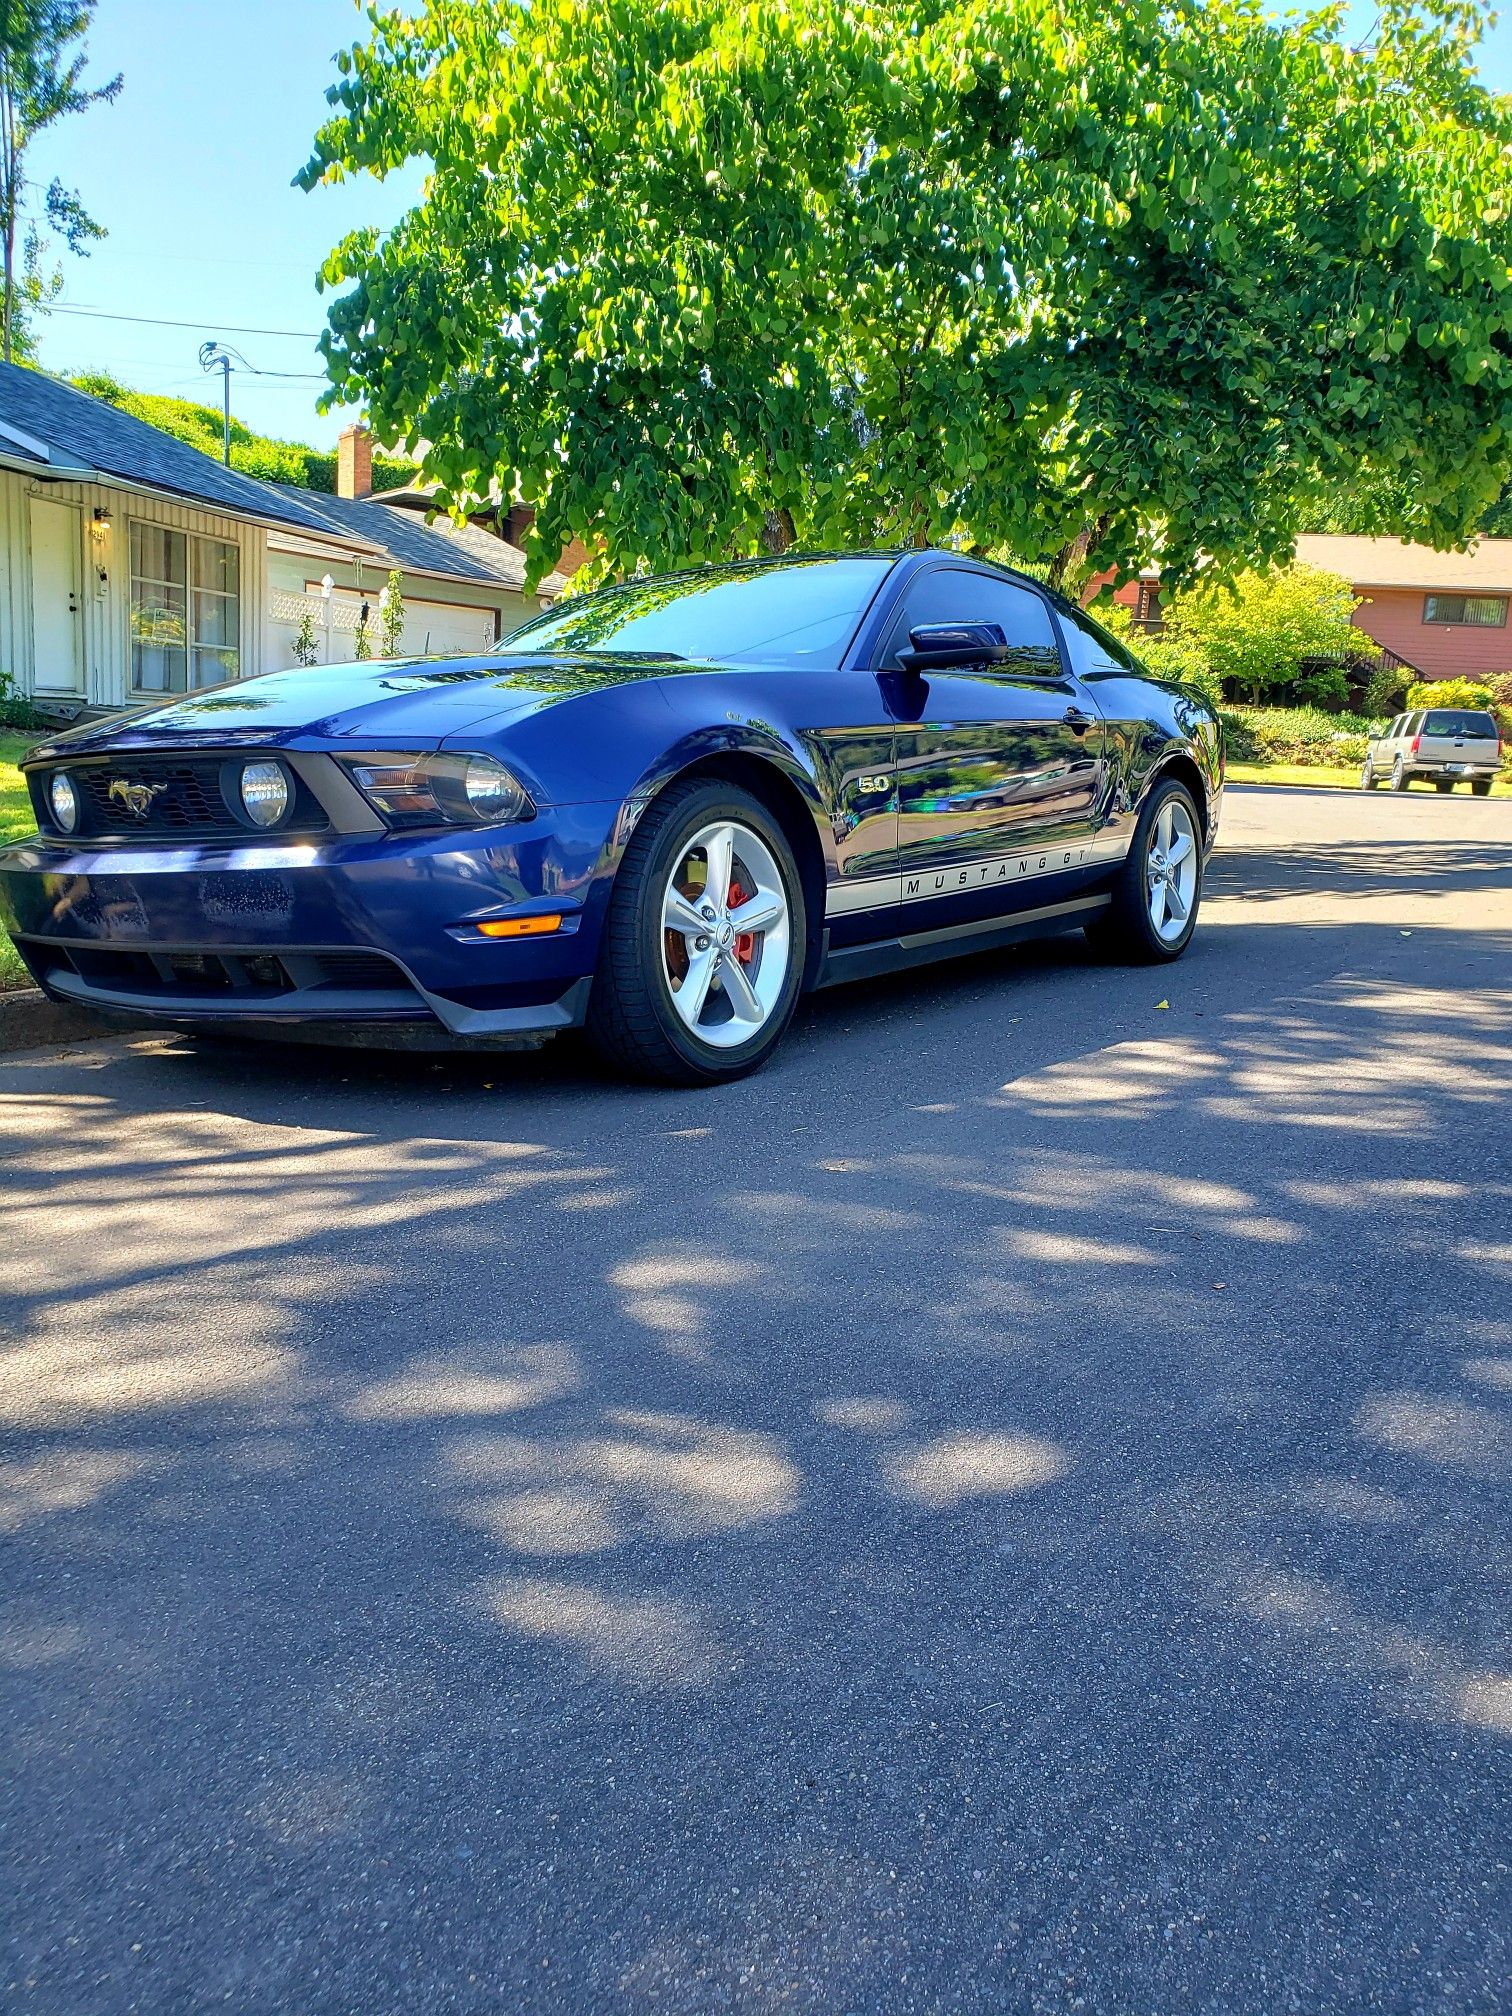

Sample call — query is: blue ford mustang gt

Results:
[0,550,1222,1083]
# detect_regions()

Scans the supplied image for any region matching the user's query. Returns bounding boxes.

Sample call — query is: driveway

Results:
[2,787,1509,2014]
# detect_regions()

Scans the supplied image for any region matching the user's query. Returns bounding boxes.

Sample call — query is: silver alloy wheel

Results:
[660,819,792,1048]
[1145,797,1198,944]
[1360,762,1374,790]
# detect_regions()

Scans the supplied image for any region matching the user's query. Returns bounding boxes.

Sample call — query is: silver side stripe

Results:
[826,825,1131,919]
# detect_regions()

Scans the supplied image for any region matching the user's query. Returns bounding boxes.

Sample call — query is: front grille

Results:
[33,755,330,841]
[27,941,419,1004]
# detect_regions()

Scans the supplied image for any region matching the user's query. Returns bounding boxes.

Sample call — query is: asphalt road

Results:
[2,785,1510,2015]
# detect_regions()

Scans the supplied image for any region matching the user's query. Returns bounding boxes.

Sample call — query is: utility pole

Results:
[197,340,244,465]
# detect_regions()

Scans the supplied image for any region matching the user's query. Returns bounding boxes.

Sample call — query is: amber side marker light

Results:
[476,913,564,939]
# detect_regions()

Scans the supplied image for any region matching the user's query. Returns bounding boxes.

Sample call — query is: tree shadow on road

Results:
[1,881,1510,2010]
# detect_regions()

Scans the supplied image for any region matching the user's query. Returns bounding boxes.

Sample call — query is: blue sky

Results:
[24,0,1512,452]
[27,0,423,447]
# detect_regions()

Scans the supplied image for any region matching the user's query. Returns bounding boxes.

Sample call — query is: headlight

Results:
[345,752,535,830]
[239,760,291,828]
[48,771,79,834]
[463,755,531,822]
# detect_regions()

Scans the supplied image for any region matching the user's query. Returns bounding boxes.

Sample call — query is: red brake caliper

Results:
[727,878,756,964]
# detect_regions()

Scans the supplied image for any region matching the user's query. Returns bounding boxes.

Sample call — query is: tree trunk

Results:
[1046,514,1112,598]
[759,507,795,555]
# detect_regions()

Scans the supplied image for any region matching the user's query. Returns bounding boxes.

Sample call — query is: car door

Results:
[874,565,1105,927]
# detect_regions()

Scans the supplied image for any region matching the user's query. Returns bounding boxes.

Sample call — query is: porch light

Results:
[91,505,112,534]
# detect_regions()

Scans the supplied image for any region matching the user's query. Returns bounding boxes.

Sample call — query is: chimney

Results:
[337,424,374,500]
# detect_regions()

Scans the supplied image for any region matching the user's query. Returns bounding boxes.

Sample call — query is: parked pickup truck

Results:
[1361,708,1502,794]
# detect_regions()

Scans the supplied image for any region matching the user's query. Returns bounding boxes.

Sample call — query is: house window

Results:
[1422,592,1507,627]
[130,523,241,691]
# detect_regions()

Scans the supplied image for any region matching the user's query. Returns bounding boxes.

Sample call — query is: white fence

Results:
[266,587,498,669]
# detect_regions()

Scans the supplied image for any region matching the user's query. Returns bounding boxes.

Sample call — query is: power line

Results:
[47,303,325,339]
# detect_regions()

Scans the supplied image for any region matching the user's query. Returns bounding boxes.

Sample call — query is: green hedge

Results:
[1221,705,1376,768]
[68,372,419,495]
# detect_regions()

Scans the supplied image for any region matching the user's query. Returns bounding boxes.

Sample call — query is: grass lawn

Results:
[1227,759,1512,797]
[1,730,40,991]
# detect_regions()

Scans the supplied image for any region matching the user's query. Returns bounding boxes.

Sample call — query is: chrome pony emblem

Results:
[108,778,169,820]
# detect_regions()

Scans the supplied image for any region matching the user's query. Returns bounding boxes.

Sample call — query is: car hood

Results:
[25,652,707,759]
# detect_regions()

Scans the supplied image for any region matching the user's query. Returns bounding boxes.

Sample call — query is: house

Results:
[0,366,566,719]
[1101,532,1512,683]
[260,425,568,668]
[1292,534,1512,684]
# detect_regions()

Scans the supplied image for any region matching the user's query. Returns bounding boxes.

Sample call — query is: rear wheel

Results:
[1472,780,1493,797]
[1084,776,1203,964]
[1434,779,1454,794]
[587,779,806,1084]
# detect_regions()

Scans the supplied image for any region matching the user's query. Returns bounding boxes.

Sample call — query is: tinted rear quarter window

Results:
[1058,605,1137,679]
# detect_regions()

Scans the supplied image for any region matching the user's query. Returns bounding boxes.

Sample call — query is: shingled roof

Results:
[0,362,375,548]
[267,484,569,596]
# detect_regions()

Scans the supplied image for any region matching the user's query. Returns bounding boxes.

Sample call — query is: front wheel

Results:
[1360,761,1377,790]
[1391,759,1410,791]
[587,779,806,1084]
[1084,776,1203,964]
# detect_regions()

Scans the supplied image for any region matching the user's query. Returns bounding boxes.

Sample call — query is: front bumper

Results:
[0,809,614,1043]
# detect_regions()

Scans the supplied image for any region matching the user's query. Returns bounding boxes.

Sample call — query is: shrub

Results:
[1221,704,1375,769]
[1405,676,1495,711]
[1165,565,1362,704]
[1363,660,1409,716]
[378,570,406,658]
[0,670,45,731]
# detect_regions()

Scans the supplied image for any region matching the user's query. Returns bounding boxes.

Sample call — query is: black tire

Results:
[1390,759,1410,791]
[1472,780,1493,797]
[1083,775,1204,964]
[1434,779,1454,794]
[586,777,807,1085]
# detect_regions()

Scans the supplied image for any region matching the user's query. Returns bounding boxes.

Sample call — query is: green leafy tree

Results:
[1167,565,1363,705]
[377,568,404,656]
[1099,601,1222,710]
[303,0,1512,591]
[0,0,120,364]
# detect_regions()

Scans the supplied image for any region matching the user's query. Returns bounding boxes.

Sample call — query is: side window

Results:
[1404,712,1422,737]
[879,568,1060,675]
[1058,603,1137,680]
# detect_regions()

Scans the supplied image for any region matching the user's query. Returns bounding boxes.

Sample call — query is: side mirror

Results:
[897,621,1010,673]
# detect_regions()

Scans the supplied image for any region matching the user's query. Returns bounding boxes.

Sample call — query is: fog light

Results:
[240,760,290,828]
[48,772,78,833]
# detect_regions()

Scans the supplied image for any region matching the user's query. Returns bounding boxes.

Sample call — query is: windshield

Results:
[498,556,895,666]
[1423,710,1499,739]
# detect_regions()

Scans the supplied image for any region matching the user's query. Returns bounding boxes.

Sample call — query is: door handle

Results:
[1063,706,1094,733]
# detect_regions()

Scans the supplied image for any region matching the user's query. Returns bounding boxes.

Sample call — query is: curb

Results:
[0,987,141,1054]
